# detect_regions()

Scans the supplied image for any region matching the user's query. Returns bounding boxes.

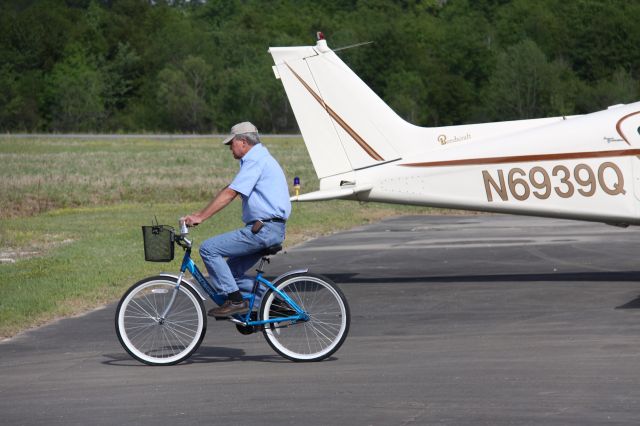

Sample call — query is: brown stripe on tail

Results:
[285,63,385,162]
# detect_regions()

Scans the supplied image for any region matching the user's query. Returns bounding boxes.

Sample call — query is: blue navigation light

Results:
[293,176,300,196]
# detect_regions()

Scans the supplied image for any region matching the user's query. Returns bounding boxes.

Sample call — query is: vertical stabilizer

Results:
[269,39,411,179]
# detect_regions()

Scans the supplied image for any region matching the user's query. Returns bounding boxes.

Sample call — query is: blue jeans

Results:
[199,221,285,306]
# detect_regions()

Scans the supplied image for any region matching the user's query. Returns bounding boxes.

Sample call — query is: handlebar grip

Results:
[179,219,189,235]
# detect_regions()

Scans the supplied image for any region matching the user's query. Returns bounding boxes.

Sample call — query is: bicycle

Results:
[115,220,350,366]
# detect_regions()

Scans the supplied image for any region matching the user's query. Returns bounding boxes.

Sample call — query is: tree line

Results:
[1,0,639,133]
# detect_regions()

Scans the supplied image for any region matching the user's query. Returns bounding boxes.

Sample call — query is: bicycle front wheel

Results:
[115,275,206,366]
[260,273,350,362]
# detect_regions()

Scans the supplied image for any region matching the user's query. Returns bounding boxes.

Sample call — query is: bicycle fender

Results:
[158,273,207,301]
[272,268,309,284]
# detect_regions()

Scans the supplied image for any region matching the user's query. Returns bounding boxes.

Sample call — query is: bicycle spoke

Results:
[129,299,158,320]
[308,323,335,345]
[162,324,189,353]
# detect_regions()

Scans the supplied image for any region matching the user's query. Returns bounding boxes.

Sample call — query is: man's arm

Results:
[183,186,238,226]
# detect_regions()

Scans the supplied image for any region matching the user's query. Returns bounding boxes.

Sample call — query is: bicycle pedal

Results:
[213,315,230,321]
[235,323,255,335]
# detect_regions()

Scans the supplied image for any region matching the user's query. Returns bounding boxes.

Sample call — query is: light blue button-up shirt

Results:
[229,143,291,224]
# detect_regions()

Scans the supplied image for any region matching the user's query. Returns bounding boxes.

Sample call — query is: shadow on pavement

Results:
[102,346,307,366]
[325,271,640,284]
[616,295,640,310]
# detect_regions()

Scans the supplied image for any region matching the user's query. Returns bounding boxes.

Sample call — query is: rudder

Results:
[270,39,412,179]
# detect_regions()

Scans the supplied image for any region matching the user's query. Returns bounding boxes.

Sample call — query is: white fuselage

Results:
[346,105,640,225]
[270,40,640,225]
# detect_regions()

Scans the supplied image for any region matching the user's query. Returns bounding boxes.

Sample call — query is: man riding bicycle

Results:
[182,122,291,317]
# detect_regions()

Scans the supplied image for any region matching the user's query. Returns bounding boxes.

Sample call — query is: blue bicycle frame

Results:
[175,244,309,326]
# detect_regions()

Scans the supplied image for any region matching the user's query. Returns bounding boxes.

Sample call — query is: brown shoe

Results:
[208,300,249,317]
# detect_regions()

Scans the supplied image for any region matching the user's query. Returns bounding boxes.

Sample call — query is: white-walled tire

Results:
[115,276,206,366]
[260,273,350,362]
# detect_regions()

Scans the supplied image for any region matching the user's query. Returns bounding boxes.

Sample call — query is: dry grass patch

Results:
[0,231,74,263]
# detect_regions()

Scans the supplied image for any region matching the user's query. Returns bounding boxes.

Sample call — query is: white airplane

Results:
[269,36,640,226]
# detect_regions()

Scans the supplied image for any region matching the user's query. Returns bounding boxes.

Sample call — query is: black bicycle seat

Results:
[262,244,282,256]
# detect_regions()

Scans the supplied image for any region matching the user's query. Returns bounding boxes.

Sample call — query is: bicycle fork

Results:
[158,272,185,323]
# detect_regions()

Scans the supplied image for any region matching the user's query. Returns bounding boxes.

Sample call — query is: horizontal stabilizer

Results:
[290,185,373,202]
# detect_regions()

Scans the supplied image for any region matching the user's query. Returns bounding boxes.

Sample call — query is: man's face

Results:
[229,137,249,160]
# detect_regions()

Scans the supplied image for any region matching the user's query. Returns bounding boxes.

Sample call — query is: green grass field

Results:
[0,136,437,338]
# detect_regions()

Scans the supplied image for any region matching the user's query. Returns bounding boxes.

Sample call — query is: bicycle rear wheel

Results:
[260,273,350,362]
[115,275,206,366]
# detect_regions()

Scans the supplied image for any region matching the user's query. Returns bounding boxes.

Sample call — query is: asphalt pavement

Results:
[2,215,640,425]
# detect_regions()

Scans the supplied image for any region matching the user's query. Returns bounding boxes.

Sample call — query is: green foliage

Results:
[0,66,23,129]
[0,0,639,132]
[386,71,428,124]
[157,55,213,131]
[45,44,106,131]
[484,39,577,120]
[577,68,639,113]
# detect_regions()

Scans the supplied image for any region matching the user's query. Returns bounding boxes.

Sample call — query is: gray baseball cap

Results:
[222,121,258,145]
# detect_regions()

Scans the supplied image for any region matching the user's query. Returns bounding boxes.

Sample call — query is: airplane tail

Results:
[269,38,430,181]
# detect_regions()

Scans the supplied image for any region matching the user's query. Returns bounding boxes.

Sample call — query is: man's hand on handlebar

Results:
[182,214,202,227]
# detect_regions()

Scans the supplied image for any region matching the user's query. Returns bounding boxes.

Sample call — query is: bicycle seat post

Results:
[255,244,281,274]
[256,256,270,274]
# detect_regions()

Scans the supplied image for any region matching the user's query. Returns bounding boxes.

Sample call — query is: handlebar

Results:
[175,234,192,249]
[176,218,192,248]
